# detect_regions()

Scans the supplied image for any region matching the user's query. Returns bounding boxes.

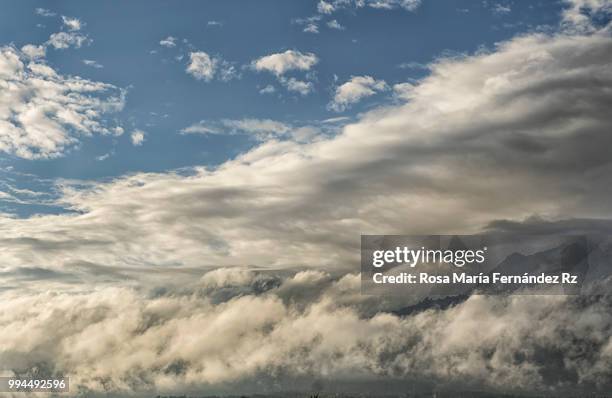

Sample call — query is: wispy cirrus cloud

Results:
[316,0,422,14]
[327,19,345,30]
[181,118,291,140]
[35,7,56,17]
[83,59,103,68]
[259,84,276,95]
[61,16,83,31]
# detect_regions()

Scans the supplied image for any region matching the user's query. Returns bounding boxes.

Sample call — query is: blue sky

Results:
[0,0,565,217]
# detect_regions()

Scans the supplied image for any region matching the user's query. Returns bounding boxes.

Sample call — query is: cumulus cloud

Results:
[392,82,414,99]
[251,50,318,76]
[0,46,125,159]
[186,51,238,82]
[130,130,146,146]
[328,75,388,111]
[47,31,90,49]
[281,77,315,95]
[251,50,318,95]
[318,0,335,14]
[186,51,216,81]
[159,36,177,48]
[20,44,45,60]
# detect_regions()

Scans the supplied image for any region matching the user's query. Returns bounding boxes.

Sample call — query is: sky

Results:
[1,0,612,396]
[0,0,563,216]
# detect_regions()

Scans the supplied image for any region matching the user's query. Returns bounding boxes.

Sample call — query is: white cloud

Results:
[251,50,318,95]
[281,77,315,95]
[35,8,56,17]
[292,15,322,33]
[186,51,238,82]
[218,63,239,82]
[491,3,512,15]
[327,19,345,30]
[130,130,146,146]
[83,59,103,68]
[303,23,319,33]
[259,84,276,94]
[96,152,112,161]
[0,46,125,159]
[318,0,336,14]
[186,51,216,81]
[251,50,318,76]
[180,122,218,135]
[392,82,414,99]
[20,44,46,60]
[181,118,291,140]
[368,0,421,10]
[223,119,291,136]
[159,36,177,48]
[561,0,612,33]
[48,31,90,49]
[328,75,388,111]
[61,16,83,31]
[316,0,422,14]
[397,61,428,70]
[321,116,351,123]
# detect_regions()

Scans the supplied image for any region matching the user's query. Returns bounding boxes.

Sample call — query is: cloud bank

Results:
[1,270,611,395]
